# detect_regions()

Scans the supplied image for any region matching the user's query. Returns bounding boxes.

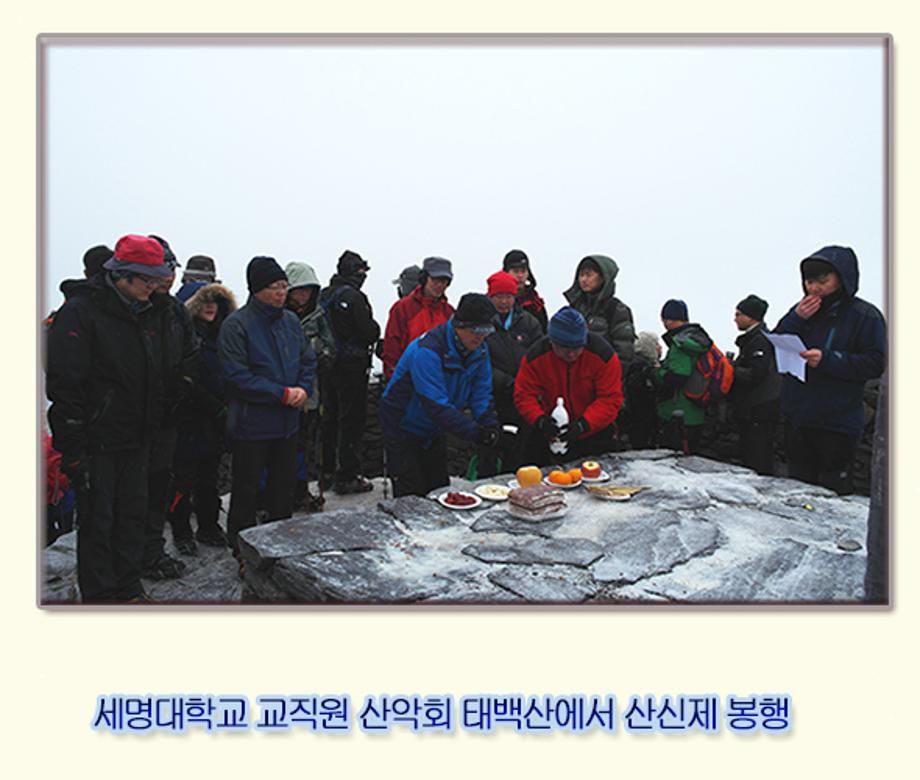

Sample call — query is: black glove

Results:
[535,415,559,440]
[61,452,91,493]
[564,418,590,445]
[477,425,501,449]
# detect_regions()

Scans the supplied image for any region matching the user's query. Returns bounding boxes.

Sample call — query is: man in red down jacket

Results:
[514,306,624,466]
[382,256,455,381]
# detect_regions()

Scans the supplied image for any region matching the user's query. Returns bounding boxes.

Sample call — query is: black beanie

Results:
[736,294,768,321]
[503,249,529,271]
[453,293,497,333]
[247,256,287,293]
[801,257,836,281]
[149,235,179,270]
[83,244,113,277]
[338,249,369,276]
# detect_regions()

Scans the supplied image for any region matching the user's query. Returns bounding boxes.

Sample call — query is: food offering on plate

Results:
[475,484,511,501]
[544,468,583,488]
[580,460,607,481]
[506,483,568,521]
[584,484,648,501]
[515,465,543,488]
[437,490,483,509]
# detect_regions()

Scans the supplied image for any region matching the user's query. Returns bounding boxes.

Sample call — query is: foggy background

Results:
[42,40,886,358]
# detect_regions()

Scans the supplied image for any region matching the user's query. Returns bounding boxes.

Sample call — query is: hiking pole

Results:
[373,370,390,500]
[672,409,689,455]
[316,401,326,506]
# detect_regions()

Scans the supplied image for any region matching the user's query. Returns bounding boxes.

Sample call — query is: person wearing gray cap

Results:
[382,256,455,381]
[392,264,421,299]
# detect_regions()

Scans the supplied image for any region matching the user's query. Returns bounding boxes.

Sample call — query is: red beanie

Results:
[487,270,518,297]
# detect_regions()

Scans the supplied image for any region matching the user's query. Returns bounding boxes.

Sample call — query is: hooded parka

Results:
[563,254,636,367]
[774,245,886,435]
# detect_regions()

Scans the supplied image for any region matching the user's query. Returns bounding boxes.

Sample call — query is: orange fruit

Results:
[548,470,572,485]
[567,468,582,482]
[516,465,543,487]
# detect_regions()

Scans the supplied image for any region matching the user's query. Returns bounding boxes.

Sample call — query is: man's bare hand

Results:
[285,387,308,407]
[795,294,822,319]
[800,348,823,369]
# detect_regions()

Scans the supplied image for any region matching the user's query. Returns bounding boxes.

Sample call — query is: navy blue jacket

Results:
[774,245,886,435]
[218,296,316,441]
[380,319,497,447]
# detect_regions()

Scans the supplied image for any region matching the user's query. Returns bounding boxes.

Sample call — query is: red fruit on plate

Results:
[581,461,602,479]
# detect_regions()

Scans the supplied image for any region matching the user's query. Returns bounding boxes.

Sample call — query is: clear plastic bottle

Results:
[549,397,569,456]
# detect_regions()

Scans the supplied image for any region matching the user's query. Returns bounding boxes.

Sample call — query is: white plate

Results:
[542,476,583,490]
[475,484,511,502]
[506,503,569,521]
[581,470,610,483]
[507,478,523,489]
[587,491,633,502]
[437,491,483,510]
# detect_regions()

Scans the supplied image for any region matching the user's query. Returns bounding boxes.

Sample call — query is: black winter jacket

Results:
[149,291,200,429]
[46,275,165,455]
[731,323,780,422]
[319,274,381,370]
[774,245,886,435]
[485,307,543,419]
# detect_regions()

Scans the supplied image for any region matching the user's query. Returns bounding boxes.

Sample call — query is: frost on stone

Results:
[488,564,598,602]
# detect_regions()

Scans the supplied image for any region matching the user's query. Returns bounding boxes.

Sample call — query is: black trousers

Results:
[658,419,703,455]
[143,428,178,567]
[168,449,222,541]
[77,445,150,602]
[738,419,776,476]
[519,425,618,468]
[227,435,298,549]
[386,434,449,498]
[321,366,369,483]
[785,424,859,495]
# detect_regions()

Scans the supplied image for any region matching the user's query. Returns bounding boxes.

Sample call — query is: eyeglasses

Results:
[134,274,161,288]
[265,281,289,292]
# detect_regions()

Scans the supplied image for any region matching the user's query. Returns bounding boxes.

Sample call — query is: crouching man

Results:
[379,293,501,497]
[514,307,624,466]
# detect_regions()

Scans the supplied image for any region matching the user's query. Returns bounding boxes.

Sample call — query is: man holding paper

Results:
[773,246,886,494]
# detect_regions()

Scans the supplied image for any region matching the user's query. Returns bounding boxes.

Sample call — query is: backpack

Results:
[684,343,734,406]
[320,285,369,363]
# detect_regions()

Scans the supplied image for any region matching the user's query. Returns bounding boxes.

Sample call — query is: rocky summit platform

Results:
[238,450,870,605]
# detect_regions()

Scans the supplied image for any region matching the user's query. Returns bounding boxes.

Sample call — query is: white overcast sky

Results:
[42,40,886,355]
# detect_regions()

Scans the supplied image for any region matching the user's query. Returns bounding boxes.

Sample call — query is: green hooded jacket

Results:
[656,323,712,426]
[563,254,636,366]
[285,261,336,410]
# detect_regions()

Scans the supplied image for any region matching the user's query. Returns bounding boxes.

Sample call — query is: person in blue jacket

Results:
[380,293,501,497]
[219,257,317,562]
[773,245,886,494]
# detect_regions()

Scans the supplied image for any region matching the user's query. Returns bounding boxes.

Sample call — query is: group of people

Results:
[44,238,887,602]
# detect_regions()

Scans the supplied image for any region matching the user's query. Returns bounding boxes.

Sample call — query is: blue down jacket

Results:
[218,295,316,441]
[773,245,886,435]
[380,319,497,447]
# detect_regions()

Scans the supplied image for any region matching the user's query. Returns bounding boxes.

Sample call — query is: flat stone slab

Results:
[41,453,872,605]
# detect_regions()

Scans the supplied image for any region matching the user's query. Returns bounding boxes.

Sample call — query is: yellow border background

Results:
[6,3,914,777]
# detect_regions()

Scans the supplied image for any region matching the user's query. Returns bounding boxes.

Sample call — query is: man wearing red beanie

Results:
[46,234,173,602]
[478,270,543,475]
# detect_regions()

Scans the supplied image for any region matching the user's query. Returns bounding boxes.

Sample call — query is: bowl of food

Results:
[475,484,511,502]
[584,485,647,502]
[437,491,483,509]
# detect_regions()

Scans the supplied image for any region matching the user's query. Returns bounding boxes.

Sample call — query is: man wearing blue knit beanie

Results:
[514,307,625,466]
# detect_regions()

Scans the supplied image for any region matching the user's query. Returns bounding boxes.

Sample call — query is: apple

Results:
[581,461,602,479]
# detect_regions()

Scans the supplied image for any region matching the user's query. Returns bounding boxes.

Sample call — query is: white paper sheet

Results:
[764,332,808,382]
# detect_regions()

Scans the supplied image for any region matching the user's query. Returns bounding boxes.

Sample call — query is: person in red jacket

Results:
[382,256,455,380]
[514,306,624,466]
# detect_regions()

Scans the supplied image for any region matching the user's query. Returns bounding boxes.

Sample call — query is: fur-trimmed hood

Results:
[179,282,238,321]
